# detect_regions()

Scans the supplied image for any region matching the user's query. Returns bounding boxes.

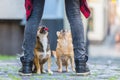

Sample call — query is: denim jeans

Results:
[22,0,87,61]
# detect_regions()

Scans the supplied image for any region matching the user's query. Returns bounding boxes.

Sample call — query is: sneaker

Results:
[75,56,90,76]
[18,56,33,76]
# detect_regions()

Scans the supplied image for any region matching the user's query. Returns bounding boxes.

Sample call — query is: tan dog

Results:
[52,30,75,72]
[33,26,53,74]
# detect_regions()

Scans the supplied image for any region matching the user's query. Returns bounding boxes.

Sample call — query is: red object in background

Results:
[25,0,91,20]
[80,0,91,18]
[25,0,33,20]
[115,33,120,43]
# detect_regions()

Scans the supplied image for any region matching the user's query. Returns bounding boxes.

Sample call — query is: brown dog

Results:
[52,30,75,72]
[33,26,53,74]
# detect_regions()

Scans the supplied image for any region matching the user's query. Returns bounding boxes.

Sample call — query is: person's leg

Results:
[19,0,45,76]
[65,0,90,75]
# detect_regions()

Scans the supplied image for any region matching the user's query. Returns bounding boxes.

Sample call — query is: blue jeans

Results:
[22,0,87,61]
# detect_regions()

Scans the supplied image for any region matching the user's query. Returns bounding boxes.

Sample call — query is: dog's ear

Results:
[56,31,60,37]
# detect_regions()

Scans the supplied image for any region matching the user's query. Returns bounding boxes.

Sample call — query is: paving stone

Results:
[0,57,120,80]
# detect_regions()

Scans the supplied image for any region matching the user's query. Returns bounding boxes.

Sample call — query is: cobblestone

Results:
[0,57,120,80]
[0,45,120,80]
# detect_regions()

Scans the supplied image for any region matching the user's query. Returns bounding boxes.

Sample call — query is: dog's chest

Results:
[58,39,71,50]
[38,37,50,59]
[40,37,48,50]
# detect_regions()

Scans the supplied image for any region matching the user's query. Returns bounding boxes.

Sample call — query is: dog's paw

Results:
[66,69,70,72]
[72,68,75,72]
[37,72,41,74]
[37,70,41,74]
[48,70,53,75]
[58,69,62,73]
[42,70,47,73]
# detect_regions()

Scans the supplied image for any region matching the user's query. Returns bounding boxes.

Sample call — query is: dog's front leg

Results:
[41,64,46,73]
[47,57,53,74]
[70,55,75,72]
[34,57,41,74]
[57,57,62,72]
[66,60,70,72]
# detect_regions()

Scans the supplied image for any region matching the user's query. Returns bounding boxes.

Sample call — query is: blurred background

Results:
[0,0,120,59]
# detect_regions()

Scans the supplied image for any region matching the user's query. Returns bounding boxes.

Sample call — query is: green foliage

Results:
[52,78,57,80]
[108,76,119,80]
[0,55,16,60]
[0,77,6,80]
[62,74,67,78]
[8,74,21,80]
[37,76,43,79]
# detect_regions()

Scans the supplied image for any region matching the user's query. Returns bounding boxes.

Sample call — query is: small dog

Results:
[52,30,75,72]
[33,26,53,74]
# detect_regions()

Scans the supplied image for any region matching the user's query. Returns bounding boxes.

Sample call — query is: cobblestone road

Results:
[0,45,120,80]
[0,57,120,80]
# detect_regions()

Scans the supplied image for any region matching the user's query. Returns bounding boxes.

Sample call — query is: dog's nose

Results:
[43,27,48,31]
